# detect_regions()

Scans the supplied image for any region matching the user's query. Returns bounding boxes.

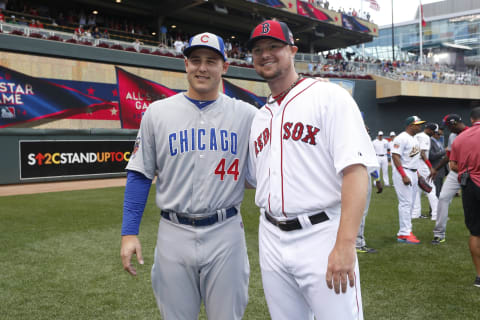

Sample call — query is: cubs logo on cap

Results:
[183,32,227,61]
[247,20,294,50]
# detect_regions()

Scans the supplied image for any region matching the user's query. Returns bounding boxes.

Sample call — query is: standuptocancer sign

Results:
[19,140,135,180]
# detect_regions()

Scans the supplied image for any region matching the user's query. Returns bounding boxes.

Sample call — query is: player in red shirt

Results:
[449,107,480,287]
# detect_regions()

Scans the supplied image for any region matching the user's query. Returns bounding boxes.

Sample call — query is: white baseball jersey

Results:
[388,140,395,151]
[447,132,457,151]
[127,93,257,216]
[391,131,421,170]
[415,132,431,158]
[372,138,389,155]
[248,78,378,218]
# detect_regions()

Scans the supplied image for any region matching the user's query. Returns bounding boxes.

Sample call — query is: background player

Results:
[120,32,257,320]
[432,114,468,244]
[391,116,425,244]
[429,127,447,198]
[357,168,382,253]
[247,20,378,320]
[412,122,439,220]
[372,131,390,186]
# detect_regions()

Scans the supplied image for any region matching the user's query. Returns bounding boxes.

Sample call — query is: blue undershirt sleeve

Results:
[121,170,153,236]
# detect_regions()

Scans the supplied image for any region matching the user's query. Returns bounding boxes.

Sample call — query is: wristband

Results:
[425,159,432,168]
[396,165,407,178]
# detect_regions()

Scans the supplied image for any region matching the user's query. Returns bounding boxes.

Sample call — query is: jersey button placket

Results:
[269,110,283,215]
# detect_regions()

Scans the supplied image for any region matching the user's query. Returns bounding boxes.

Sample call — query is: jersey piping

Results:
[279,80,320,216]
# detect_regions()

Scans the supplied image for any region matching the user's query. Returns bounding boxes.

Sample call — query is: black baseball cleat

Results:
[431,237,445,245]
[474,276,480,288]
[356,246,378,253]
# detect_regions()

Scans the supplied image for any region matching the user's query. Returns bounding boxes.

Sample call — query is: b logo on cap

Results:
[200,34,209,43]
[261,22,270,34]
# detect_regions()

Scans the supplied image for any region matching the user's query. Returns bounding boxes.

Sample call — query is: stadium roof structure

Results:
[71,0,377,52]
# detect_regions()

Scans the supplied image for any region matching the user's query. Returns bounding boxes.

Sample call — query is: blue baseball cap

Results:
[183,32,227,61]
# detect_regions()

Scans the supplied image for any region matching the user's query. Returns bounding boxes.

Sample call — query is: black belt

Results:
[377,154,385,156]
[403,167,417,172]
[264,211,329,232]
[161,207,237,227]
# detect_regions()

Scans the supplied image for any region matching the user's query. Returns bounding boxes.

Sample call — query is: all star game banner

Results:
[0,65,118,128]
[0,64,266,129]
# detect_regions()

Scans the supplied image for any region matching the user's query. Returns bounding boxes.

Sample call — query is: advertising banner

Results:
[19,140,135,179]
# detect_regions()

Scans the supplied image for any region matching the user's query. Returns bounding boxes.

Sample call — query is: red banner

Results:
[115,67,178,129]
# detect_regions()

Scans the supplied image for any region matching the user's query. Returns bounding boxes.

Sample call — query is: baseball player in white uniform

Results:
[247,20,378,320]
[432,114,468,244]
[412,123,438,220]
[120,32,257,320]
[372,131,390,186]
[391,116,425,244]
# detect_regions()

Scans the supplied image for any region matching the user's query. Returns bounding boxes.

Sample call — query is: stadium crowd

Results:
[1,0,478,83]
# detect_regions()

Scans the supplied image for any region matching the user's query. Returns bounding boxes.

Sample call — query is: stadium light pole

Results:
[391,0,395,61]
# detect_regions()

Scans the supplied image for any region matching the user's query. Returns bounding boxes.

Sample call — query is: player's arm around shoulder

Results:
[326,164,368,294]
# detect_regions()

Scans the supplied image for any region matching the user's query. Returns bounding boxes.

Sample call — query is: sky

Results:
[327,0,444,26]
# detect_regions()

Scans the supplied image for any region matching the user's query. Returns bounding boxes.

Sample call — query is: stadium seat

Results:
[29,33,43,39]
[97,42,110,48]
[140,48,151,54]
[65,38,77,44]
[10,30,24,36]
[110,44,124,50]
[125,47,137,52]
[47,35,62,41]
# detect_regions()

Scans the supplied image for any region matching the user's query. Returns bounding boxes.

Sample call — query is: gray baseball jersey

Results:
[128,92,257,320]
[127,92,257,216]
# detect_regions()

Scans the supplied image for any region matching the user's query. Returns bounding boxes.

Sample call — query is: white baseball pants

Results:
[151,214,249,320]
[393,168,419,236]
[433,171,460,239]
[357,175,373,248]
[259,211,363,320]
[376,155,390,186]
[412,164,438,219]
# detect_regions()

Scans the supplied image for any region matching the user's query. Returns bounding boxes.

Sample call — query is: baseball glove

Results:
[418,176,432,193]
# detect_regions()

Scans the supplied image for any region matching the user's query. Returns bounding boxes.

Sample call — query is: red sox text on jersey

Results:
[254,122,320,156]
[169,128,238,156]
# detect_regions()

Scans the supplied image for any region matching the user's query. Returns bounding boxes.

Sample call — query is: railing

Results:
[1,21,478,85]
[0,22,253,68]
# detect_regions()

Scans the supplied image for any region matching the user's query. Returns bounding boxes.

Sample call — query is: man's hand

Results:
[121,235,144,276]
[326,242,357,294]
[325,164,366,294]
[402,175,411,186]
[428,167,437,180]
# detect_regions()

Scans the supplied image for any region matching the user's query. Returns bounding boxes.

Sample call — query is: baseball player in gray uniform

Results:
[120,32,257,320]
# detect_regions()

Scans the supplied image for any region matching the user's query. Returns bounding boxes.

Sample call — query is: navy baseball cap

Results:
[247,20,294,50]
[425,122,438,131]
[442,114,462,126]
[405,115,426,126]
[183,32,227,61]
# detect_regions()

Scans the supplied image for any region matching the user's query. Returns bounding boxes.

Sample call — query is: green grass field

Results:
[1,184,479,319]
